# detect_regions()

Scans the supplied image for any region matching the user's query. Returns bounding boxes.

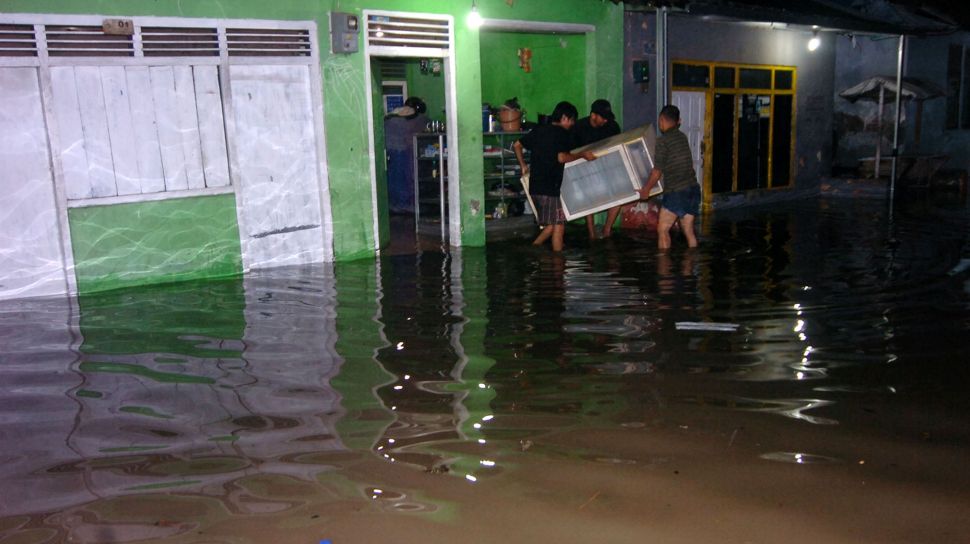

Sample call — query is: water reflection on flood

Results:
[1,198,969,541]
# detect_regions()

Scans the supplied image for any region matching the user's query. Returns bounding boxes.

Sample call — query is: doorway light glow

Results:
[468,2,483,29]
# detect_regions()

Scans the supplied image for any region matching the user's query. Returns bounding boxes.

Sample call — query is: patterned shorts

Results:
[533,194,565,225]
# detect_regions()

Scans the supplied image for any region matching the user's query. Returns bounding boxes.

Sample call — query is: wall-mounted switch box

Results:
[632,60,650,84]
[331,12,359,54]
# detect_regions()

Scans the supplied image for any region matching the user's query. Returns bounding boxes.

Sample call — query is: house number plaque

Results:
[102,18,135,35]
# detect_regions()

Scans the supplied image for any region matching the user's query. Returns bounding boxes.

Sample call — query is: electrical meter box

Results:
[632,60,650,84]
[331,12,359,54]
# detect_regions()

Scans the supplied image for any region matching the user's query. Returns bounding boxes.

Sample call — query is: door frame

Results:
[363,10,460,251]
[671,59,797,205]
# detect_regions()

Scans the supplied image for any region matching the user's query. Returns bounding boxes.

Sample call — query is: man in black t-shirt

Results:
[573,99,621,239]
[573,99,621,149]
[514,101,596,252]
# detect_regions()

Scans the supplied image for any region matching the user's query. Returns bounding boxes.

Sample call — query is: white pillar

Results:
[890,34,906,201]
[655,7,668,121]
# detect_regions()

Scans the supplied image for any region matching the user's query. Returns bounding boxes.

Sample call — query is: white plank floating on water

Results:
[49,66,91,200]
[675,322,740,332]
[948,258,970,276]
[73,66,117,198]
[149,66,189,192]
[193,65,230,188]
[100,66,141,196]
[124,66,166,194]
[173,65,206,190]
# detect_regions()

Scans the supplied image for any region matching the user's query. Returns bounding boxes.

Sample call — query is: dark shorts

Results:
[533,194,565,225]
[661,184,700,218]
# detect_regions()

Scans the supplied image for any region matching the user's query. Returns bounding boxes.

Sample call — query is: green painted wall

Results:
[69,195,242,293]
[405,59,447,122]
[371,60,391,244]
[76,278,246,358]
[5,0,622,263]
[480,32,587,124]
[331,260,396,451]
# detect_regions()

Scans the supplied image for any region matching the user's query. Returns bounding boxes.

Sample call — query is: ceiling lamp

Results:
[807,29,820,51]
[468,1,483,29]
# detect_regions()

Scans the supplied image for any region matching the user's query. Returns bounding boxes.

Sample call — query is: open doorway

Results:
[371,57,449,252]
[363,11,459,253]
[477,24,590,238]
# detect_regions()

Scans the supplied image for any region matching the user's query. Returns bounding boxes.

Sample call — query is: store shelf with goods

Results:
[482,131,529,220]
[413,132,448,237]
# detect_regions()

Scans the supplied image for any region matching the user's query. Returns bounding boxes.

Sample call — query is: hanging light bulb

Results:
[468,1,483,29]
[807,29,820,51]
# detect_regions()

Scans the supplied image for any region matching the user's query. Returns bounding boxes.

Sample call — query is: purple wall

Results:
[832,34,906,171]
[623,12,837,189]
[906,33,970,173]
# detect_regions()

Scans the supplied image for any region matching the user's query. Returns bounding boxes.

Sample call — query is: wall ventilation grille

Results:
[226,28,311,57]
[366,14,450,50]
[0,18,316,59]
[0,23,37,57]
[141,26,219,57]
[45,24,134,57]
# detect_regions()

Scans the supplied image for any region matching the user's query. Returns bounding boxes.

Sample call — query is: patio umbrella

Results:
[839,76,943,178]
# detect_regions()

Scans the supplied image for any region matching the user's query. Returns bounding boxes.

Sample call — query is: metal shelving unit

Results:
[413,132,447,238]
[482,131,528,219]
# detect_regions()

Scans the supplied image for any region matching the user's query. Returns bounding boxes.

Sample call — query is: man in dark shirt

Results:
[514,101,596,252]
[638,105,700,249]
[384,97,428,214]
[573,99,622,239]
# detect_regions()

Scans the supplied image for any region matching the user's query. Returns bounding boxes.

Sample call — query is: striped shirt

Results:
[654,127,696,192]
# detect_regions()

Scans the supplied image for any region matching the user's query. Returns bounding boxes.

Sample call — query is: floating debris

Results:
[675,321,740,332]
[948,258,970,276]
[759,451,842,465]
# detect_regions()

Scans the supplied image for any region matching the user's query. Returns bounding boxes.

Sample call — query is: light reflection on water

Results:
[1,197,969,541]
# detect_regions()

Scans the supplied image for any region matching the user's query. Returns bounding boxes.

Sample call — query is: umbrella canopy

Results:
[839,76,943,102]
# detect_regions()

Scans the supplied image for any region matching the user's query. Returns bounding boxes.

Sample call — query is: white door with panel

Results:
[230,65,328,270]
[672,91,706,187]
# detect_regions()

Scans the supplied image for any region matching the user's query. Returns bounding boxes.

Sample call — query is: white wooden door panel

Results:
[49,67,92,200]
[0,67,66,299]
[193,65,231,188]
[100,66,141,196]
[173,66,206,190]
[149,66,189,192]
[73,66,118,198]
[124,66,167,194]
[230,64,324,269]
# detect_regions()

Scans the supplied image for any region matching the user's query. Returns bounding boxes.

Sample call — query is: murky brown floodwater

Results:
[2,196,969,543]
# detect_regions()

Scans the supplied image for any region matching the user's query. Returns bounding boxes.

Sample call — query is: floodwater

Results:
[2,196,969,544]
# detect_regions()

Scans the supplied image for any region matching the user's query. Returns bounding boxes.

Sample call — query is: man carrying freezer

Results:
[637,105,699,249]
[573,99,622,240]
[514,101,596,252]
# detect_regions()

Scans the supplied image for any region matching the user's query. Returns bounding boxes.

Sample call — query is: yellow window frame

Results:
[671,59,797,204]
